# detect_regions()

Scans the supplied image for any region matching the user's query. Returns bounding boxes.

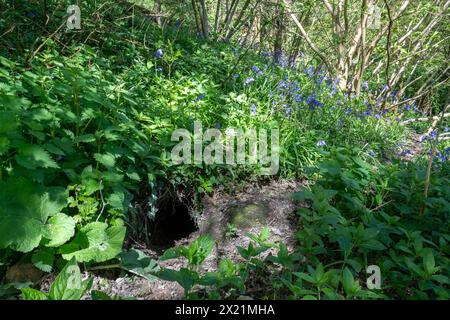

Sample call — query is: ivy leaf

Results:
[60,222,126,263]
[42,213,76,247]
[15,144,59,169]
[0,178,67,252]
[32,247,55,273]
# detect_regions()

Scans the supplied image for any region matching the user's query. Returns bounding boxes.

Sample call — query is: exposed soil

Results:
[85,179,307,299]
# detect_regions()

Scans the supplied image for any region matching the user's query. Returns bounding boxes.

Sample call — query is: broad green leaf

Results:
[43,213,76,247]
[0,178,67,252]
[60,222,126,263]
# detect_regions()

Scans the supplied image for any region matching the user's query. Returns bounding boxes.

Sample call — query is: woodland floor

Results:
[75,179,306,300]
[33,133,424,299]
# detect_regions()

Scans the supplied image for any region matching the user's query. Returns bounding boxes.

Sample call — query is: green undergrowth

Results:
[1,0,446,300]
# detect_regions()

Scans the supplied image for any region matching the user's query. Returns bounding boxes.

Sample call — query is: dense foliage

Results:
[0,0,448,300]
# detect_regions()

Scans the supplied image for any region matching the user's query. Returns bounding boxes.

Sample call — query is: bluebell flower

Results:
[430,130,438,140]
[251,66,262,74]
[294,94,303,103]
[155,49,163,58]
[304,67,315,77]
[156,67,163,72]
[362,81,369,90]
[368,150,376,157]
[444,127,449,132]
[306,95,323,108]
[245,77,255,85]
[195,93,205,102]
[233,73,240,79]
[438,152,447,162]
[26,11,37,18]
[278,80,288,91]
[284,105,292,115]
[251,104,257,116]
[214,123,222,129]
[399,150,412,157]
[317,140,326,147]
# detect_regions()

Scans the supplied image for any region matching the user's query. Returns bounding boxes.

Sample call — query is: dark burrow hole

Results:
[149,198,198,252]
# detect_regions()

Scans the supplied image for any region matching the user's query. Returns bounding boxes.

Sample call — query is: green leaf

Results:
[342,267,359,296]
[91,290,112,300]
[0,111,18,133]
[161,235,214,267]
[43,213,76,247]
[94,153,116,168]
[422,249,436,275]
[60,222,126,263]
[0,137,10,155]
[15,144,59,169]
[49,257,93,300]
[0,178,67,252]
[21,288,48,300]
[32,247,55,273]
[294,272,316,284]
[157,268,199,292]
[107,191,125,210]
[120,249,160,281]
[431,274,450,284]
